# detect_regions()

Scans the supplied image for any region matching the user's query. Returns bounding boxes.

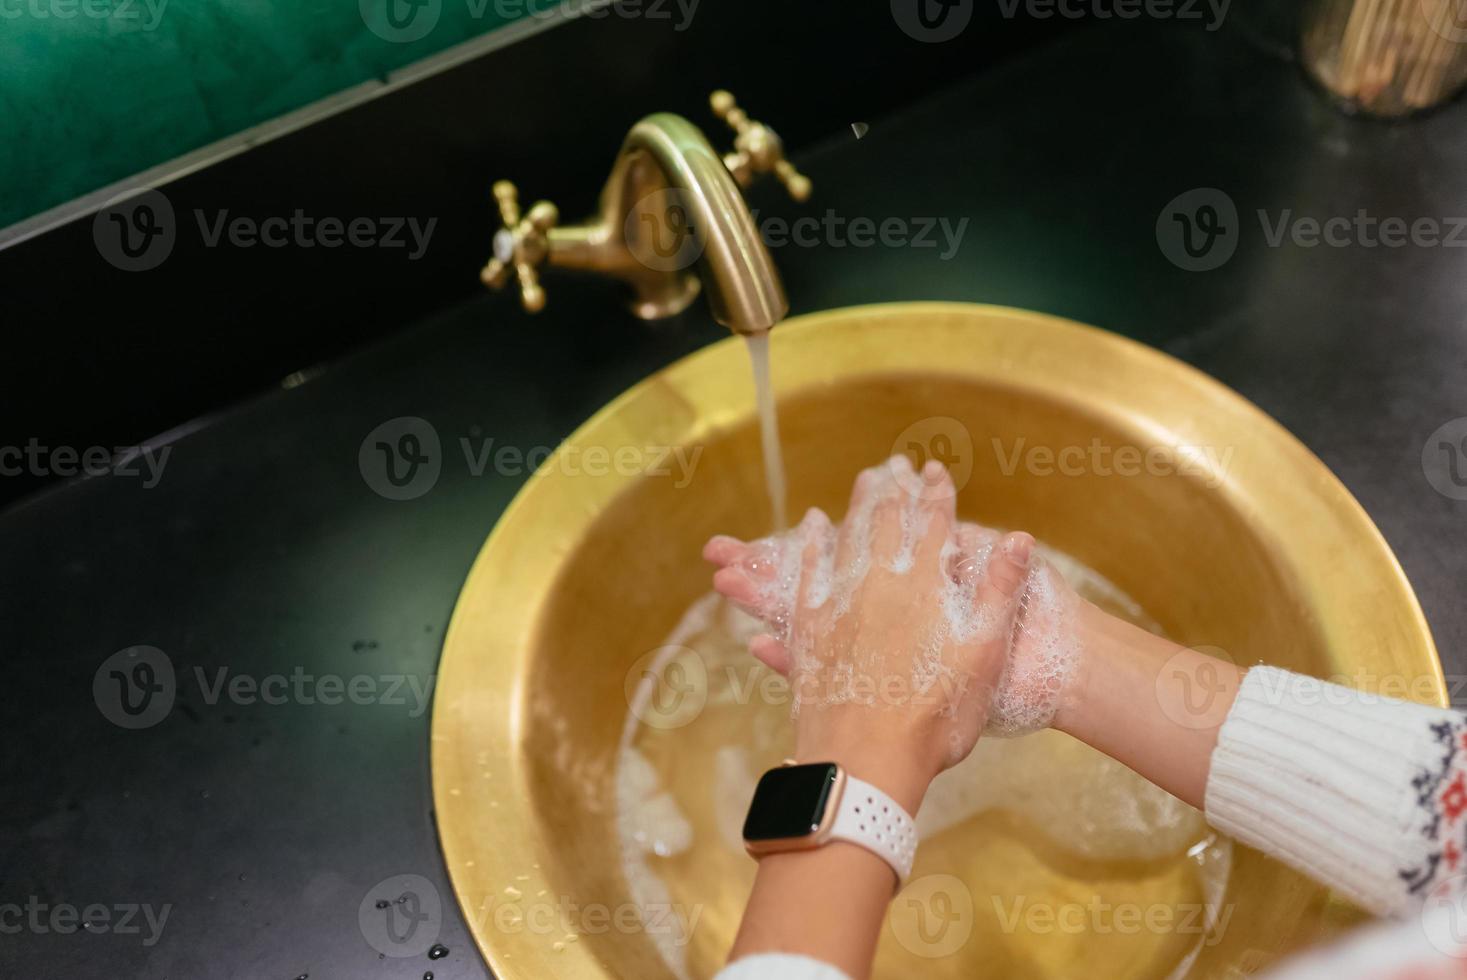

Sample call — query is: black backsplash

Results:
[1,0,1072,507]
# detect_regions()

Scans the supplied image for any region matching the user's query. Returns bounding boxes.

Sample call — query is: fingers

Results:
[918,459,957,518]
[749,633,792,676]
[793,507,835,610]
[845,459,891,517]
[703,534,749,567]
[948,521,996,586]
[712,565,764,613]
[707,533,785,618]
[912,460,957,572]
[835,458,900,568]
[706,511,833,629]
[867,455,914,564]
[974,531,1036,630]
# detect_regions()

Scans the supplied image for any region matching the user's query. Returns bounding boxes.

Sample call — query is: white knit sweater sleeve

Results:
[1260,903,1467,978]
[715,953,852,980]
[1205,665,1467,916]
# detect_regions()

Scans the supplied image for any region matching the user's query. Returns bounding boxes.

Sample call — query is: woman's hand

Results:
[711,456,1243,979]
[947,523,1089,737]
[704,455,1035,807]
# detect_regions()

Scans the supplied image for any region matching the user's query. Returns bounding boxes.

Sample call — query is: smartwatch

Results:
[741,761,917,884]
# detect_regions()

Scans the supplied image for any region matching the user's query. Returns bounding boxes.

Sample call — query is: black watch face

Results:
[742,763,840,841]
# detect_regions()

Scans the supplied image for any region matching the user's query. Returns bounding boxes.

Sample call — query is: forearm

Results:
[1053,600,1242,809]
[1053,602,1467,915]
[727,747,932,979]
[729,843,893,979]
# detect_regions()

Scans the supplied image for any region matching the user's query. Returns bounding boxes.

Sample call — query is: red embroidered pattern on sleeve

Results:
[1401,718,1467,898]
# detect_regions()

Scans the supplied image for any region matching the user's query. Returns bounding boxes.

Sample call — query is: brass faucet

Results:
[480,91,811,336]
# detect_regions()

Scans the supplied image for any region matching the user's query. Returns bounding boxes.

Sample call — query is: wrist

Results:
[1049,598,1110,736]
[1047,599,1241,808]
[793,733,937,815]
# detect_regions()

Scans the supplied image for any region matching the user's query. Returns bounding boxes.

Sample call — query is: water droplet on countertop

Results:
[375,899,390,909]
[427,943,449,960]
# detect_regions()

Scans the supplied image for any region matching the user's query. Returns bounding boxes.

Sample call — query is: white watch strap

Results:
[829,774,917,883]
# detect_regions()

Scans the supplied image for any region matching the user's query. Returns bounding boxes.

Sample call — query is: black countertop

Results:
[4,16,1466,979]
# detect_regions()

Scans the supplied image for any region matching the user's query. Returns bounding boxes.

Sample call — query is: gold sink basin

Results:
[432,302,1441,979]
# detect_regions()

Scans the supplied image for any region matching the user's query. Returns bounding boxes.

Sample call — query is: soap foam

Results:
[616,745,698,978]
[984,559,1082,737]
[725,461,1037,731]
[726,460,1085,736]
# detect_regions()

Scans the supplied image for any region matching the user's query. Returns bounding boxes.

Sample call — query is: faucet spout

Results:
[546,113,788,335]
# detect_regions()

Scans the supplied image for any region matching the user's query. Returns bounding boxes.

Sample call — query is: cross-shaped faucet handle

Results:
[710,90,813,203]
[479,180,559,313]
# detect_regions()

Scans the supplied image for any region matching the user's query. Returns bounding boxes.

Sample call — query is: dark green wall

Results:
[0,0,548,229]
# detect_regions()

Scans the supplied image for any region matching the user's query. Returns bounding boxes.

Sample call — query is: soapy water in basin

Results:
[618,546,1231,980]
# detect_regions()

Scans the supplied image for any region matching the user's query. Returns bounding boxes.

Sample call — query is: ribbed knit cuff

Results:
[716,953,853,980]
[1205,666,1463,916]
